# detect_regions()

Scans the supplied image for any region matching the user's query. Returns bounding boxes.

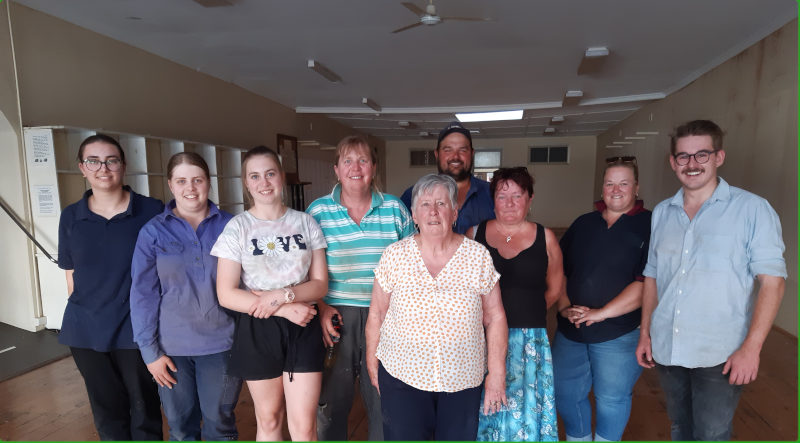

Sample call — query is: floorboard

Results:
[0,328,795,441]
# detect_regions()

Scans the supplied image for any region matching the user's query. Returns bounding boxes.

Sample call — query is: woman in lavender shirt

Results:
[130,152,242,440]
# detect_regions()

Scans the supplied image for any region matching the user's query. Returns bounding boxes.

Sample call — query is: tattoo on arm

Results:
[270,299,280,307]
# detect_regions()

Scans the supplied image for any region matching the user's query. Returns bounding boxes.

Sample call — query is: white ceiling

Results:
[15,0,798,141]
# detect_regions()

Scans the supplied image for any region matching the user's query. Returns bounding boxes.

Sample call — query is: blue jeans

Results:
[552,329,643,441]
[656,363,743,441]
[158,352,243,441]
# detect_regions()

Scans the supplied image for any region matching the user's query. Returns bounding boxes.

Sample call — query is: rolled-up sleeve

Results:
[748,199,787,278]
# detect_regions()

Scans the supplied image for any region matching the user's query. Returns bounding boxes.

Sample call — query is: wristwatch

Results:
[283,287,296,304]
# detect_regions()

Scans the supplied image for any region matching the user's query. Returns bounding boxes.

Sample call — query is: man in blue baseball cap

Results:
[401,121,494,235]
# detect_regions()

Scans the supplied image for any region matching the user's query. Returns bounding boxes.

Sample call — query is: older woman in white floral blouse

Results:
[365,173,508,441]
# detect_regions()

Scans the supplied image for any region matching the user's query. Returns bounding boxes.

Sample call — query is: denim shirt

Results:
[130,201,234,364]
[401,175,495,235]
[643,178,787,368]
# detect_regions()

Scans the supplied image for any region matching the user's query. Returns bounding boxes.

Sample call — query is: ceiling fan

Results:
[392,0,492,34]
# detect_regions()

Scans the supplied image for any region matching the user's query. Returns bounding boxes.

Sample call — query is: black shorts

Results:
[228,310,325,381]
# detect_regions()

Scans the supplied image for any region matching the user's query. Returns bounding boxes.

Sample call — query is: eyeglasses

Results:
[82,158,123,171]
[606,156,637,164]
[673,150,715,166]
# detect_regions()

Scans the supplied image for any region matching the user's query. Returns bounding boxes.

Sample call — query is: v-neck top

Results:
[373,235,500,392]
[476,221,548,328]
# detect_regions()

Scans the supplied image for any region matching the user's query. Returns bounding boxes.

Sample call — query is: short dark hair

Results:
[670,120,724,155]
[77,133,126,164]
[167,152,210,181]
[490,167,534,197]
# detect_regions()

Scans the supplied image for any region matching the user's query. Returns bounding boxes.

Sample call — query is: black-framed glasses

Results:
[82,157,123,171]
[673,150,715,166]
[606,156,637,164]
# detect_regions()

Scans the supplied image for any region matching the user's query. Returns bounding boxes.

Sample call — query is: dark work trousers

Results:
[317,306,383,440]
[656,363,744,441]
[378,363,482,441]
[70,347,163,441]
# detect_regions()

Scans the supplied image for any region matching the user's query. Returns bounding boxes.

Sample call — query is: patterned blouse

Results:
[374,235,500,392]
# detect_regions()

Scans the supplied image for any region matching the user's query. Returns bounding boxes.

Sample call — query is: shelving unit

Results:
[23,126,247,329]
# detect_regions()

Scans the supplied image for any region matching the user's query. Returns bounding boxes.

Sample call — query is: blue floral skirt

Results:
[477,327,558,441]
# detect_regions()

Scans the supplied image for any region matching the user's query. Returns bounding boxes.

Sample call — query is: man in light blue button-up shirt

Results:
[635,120,787,441]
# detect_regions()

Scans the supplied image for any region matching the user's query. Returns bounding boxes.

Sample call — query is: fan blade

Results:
[441,16,493,22]
[392,22,424,33]
[401,2,425,16]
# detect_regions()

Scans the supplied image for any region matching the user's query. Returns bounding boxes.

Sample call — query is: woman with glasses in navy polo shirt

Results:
[57,134,163,440]
[553,157,652,442]
[130,152,243,441]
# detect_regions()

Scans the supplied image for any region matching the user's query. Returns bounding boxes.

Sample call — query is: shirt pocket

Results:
[156,240,187,278]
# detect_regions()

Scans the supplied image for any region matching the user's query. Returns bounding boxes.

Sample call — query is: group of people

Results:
[57,118,786,442]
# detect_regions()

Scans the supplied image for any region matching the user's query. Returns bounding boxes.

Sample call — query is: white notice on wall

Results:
[34,185,57,216]
[31,133,55,166]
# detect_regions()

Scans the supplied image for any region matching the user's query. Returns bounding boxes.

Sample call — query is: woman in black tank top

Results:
[475,167,563,442]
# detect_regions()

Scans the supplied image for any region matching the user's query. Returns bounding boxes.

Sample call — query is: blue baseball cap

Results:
[437,121,473,148]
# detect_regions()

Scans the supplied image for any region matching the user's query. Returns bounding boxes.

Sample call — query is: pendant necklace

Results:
[496,222,523,243]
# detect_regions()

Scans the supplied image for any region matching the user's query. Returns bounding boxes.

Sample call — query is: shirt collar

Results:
[466,175,482,198]
[593,198,646,215]
[330,183,384,209]
[669,176,729,207]
[75,185,135,220]
[162,199,220,221]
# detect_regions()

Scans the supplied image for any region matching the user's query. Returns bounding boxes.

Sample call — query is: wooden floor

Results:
[0,327,796,441]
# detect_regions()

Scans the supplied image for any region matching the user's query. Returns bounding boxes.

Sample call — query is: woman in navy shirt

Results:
[130,152,242,440]
[57,134,163,440]
[553,157,651,442]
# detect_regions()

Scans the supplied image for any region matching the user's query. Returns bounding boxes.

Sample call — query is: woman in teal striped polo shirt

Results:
[307,135,414,440]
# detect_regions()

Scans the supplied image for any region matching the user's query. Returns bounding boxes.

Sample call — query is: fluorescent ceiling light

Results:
[585,46,610,57]
[562,90,584,107]
[550,115,565,125]
[362,97,381,112]
[636,131,660,135]
[605,145,623,149]
[307,59,342,83]
[456,110,523,122]
[612,141,633,145]
[624,136,645,140]
[578,46,609,75]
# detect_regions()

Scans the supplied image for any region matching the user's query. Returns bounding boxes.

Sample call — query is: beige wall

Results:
[385,135,597,228]
[596,20,798,335]
[0,4,367,331]
[0,2,41,331]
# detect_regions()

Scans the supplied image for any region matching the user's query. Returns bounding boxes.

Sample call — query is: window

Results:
[529,146,569,164]
[474,148,502,182]
[409,149,436,167]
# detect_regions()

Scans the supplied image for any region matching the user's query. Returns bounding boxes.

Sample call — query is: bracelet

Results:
[282,287,296,304]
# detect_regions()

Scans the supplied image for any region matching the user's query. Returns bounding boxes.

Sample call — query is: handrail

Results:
[0,195,58,264]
